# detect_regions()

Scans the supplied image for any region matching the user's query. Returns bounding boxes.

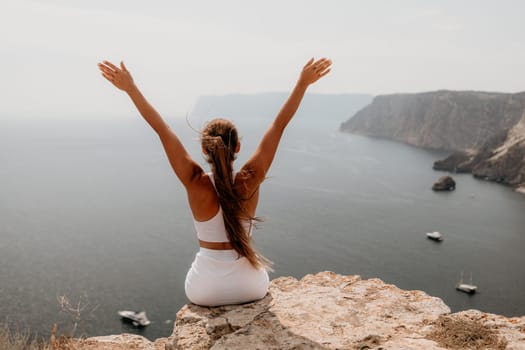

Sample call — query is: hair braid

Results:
[201,118,272,271]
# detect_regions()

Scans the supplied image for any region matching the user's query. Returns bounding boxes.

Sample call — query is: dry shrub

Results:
[427,314,507,350]
[0,323,82,350]
[0,323,51,350]
[1,293,94,350]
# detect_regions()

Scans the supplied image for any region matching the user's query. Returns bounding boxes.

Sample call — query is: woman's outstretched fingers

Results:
[103,61,119,71]
[314,58,331,70]
[98,64,115,75]
[316,59,332,73]
[98,59,134,92]
[101,72,113,82]
[319,68,331,77]
[299,57,332,85]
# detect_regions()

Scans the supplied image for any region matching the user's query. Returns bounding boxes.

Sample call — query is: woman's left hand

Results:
[98,60,135,92]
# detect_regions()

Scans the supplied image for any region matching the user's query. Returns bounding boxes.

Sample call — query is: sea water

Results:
[1,116,524,340]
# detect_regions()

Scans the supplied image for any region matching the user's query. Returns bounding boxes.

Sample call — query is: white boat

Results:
[118,310,151,327]
[456,283,477,294]
[456,272,477,294]
[426,231,443,241]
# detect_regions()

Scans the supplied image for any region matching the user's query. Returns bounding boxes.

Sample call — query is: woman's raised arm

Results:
[241,57,332,184]
[98,60,203,188]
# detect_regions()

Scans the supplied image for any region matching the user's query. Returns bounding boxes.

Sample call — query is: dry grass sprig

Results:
[0,322,52,350]
[56,294,98,338]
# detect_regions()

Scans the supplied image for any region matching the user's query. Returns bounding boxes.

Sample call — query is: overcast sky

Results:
[2,0,524,119]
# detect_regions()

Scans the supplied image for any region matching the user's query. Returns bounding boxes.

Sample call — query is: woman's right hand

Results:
[98,60,135,93]
[298,57,332,86]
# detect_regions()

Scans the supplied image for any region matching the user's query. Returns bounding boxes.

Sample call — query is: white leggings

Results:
[184,248,269,307]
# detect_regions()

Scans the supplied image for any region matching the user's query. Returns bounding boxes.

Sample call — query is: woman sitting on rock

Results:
[97,57,332,306]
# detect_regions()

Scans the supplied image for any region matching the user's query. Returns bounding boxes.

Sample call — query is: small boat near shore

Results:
[426,231,443,241]
[456,272,477,294]
[118,310,151,327]
[456,283,478,294]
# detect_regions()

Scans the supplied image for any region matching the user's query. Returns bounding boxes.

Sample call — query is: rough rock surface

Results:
[341,90,525,191]
[432,176,456,191]
[73,272,525,350]
[67,334,169,350]
[470,111,525,188]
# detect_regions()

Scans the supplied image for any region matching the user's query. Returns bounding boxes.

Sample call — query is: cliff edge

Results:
[68,271,525,350]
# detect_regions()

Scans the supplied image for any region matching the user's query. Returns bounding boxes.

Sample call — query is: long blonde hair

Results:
[201,118,272,271]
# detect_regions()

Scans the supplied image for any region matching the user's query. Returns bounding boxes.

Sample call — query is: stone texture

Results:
[432,176,456,191]
[470,111,525,188]
[71,272,525,350]
[67,334,165,350]
[433,151,477,173]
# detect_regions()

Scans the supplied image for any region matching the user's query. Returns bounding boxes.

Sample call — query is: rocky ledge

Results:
[68,272,525,350]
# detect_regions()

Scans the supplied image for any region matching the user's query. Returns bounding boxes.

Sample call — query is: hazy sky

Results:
[2,0,524,119]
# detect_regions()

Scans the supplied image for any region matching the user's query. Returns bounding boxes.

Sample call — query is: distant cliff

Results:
[341,90,525,190]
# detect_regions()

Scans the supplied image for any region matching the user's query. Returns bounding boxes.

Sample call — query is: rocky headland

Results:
[64,272,525,350]
[340,91,525,192]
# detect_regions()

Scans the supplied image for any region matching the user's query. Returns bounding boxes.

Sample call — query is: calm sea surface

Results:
[1,116,524,340]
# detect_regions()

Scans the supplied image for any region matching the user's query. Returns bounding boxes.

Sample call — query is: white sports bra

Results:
[193,174,252,243]
[194,206,229,242]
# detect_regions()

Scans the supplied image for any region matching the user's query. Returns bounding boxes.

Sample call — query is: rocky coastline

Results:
[341,90,525,192]
[64,272,525,350]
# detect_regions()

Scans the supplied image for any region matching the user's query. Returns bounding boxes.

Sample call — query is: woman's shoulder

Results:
[187,172,221,221]
[234,167,262,195]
